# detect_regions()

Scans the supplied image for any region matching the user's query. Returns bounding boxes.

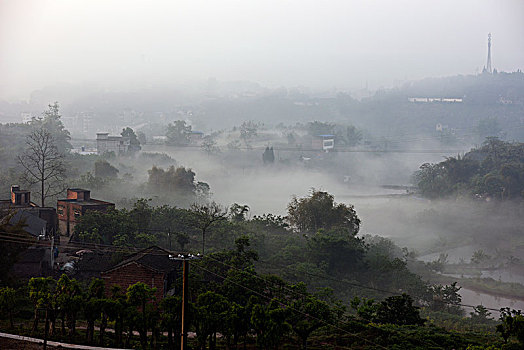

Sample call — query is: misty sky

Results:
[1,0,523,100]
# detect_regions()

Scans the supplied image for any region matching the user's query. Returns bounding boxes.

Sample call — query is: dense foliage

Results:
[414,138,524,199]
[72,191,427,305]
[0,242,516,349]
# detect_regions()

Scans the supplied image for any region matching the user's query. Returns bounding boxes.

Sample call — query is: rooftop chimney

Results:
[10,185,30,206]
[67,189,91,201]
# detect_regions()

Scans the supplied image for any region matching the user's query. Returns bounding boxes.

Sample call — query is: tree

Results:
[56,274,83,341]
[137,131,147,145]
[229,203,250,222]
[202,136,220,155]
[334,124,362,147]
[289,284,334,350]
[28,277,55,333]
[127,282,156,349]
[108,286,127,347]
[166,120,192,145]
[413,163,449,199]
[239,121,258,145]
[287,132,296,145]
[263,146,275,164]
[195,291,230,350]
[94,159,119,178]
[84,278,105,344]
[251,298,290,350]
[497,308,524,345]
[470,305,493,323]
[308,228,366,275]
[374,294,425,326]
[29,102,71,153]
[471,249,491,265]
[191,202,227,254]
[0,287,16,328]
[160,296,182,349]
[307,121,334,136]
[18,128,66,206]
[287,190,360,234]
[350,297,378,322]
[148,165,199,195]
[428,282,463,315]
[121,127,141,153]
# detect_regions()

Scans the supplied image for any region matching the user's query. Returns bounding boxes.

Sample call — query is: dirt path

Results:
[0,332,130,350]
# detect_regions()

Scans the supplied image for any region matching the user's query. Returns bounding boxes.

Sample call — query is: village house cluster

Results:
[2,185,179,298]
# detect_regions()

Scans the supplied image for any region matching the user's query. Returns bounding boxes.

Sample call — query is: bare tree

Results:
[18,128,66,207]
[190,201,227,254]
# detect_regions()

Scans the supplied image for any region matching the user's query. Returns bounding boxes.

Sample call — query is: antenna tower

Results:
[486,33,492,74]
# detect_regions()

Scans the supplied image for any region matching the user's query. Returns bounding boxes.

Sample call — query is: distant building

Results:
[21,112,35,124]
[62,112,93,135]
[101,246,181,302]
[152,135,168,143]
[96,132,130,155]
[408,97,463,103]
[312,135,335,152]
[189,131,204,145]
[57,189,115,237]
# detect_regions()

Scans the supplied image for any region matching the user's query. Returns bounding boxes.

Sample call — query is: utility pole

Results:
[43,308,49,350]
[181,259,188,350]
[50,234,54,271]
[169,253,201,350]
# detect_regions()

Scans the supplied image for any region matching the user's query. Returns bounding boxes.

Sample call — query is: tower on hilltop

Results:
[485,33,492,74]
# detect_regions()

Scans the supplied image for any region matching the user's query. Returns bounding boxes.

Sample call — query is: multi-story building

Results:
[57,189,115,237]
[96,132,130,155]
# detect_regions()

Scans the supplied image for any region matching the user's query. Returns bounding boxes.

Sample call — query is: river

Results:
[460,288,524,316]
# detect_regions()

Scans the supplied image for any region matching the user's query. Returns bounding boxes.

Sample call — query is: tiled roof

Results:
[104,246,180,273]
[10,210,46,237]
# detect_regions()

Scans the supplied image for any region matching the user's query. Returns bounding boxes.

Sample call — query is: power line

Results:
[191,262,390,350]
[1,232,514,313]
[184,231,509,314]
[255,259,507,313]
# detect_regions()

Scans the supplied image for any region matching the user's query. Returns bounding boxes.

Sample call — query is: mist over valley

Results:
[1,1,524,348]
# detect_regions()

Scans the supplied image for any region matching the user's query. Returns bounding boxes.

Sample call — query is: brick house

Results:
[57,189,115,237]
[101,246,181,302]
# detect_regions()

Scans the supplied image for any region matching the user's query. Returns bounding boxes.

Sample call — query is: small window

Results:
[73,209,81,218]
[57,206,64,215]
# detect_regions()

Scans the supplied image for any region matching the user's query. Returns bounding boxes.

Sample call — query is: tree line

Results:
[414,138,524,200]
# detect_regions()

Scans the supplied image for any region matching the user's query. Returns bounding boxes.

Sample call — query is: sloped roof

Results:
[75,251,114,273]
[104,246,180,274]
[17,247,46,263]
[10,210,46,237]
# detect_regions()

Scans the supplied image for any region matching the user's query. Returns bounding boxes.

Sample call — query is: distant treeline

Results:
[414,138,524,200]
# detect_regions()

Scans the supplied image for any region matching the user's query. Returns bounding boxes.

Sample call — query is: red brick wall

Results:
[101,262,165,302]
[57,200,114,236]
